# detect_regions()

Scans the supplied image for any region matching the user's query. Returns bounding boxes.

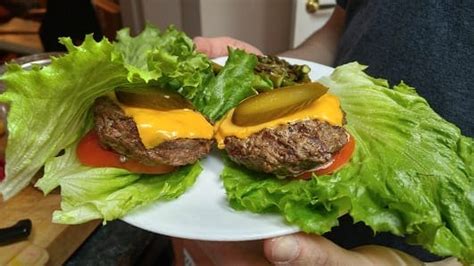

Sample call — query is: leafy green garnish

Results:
[36,145,201,224]
[0,35,126,200]
[253,55,311,91]
[192,48,258,122]
[114,24,212,96]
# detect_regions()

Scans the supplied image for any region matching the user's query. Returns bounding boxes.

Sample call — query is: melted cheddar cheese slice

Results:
[121,106,214,149]
[214,93,343,148]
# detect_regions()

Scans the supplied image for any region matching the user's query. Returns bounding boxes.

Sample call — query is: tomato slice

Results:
[76,130,175,174]
[297,134,355,179]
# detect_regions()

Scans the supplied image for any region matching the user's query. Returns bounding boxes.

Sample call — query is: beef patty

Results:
[93,96,212,166]
[224,119,348,177]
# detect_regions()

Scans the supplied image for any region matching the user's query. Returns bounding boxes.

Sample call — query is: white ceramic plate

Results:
[122,58,334,241]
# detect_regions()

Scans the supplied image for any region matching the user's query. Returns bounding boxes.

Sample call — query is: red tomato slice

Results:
[297,134,356,179]
[76,130,175,174]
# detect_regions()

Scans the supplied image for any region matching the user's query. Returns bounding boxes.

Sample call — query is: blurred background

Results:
[0,0,335,63]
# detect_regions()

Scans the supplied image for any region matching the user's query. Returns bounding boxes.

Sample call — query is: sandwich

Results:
[215,81,355,178]
[76,86,214,174]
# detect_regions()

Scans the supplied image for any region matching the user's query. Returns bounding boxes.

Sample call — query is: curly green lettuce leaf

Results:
[114,24,212,99]
[222,158,347,233]
[35,145,201,224]
[222,62,474,262]
[0,36,128,200]
[193,48,258,122]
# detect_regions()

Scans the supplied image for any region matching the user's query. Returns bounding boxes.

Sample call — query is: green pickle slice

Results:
[232,82,328,126]
[116,87,194,111]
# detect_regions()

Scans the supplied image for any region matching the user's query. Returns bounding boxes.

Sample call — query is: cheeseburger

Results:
[76,86,214,174]
[214,82,354,178]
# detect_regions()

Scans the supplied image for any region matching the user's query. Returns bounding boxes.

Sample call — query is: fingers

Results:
[264,233,368,266]
[353,245,423,266]
[194,36,263,58]
[194,239,270,265]
[264,233,426,266]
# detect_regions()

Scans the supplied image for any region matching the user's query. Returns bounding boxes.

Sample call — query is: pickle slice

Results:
[116,87,194,111]
[232,82,329,126]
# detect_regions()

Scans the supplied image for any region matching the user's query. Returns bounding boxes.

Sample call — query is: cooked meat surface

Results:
[93,96,212,166]
[224,119,348,177]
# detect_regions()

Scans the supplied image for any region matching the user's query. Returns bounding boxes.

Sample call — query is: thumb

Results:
[264,233,422,266]
[264,233,363,265]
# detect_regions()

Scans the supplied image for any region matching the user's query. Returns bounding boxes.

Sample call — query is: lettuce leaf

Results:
[114,24,212,98]
[192,48,258,122]
[0,36,127,200]
[222,62,474,262]
[36,145,201,224]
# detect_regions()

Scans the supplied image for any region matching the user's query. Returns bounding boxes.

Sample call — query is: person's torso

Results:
[335,0,474,136]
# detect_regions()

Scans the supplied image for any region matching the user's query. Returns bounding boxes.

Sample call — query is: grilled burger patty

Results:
[93,96,212,166]
[224,119,348,177]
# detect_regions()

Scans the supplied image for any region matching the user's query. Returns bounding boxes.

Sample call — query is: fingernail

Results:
[270,235,300,263]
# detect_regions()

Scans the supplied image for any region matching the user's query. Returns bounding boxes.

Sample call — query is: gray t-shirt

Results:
[325,1,473,261]
[335,0,473,137]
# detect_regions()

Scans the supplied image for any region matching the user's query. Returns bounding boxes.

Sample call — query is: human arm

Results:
[278,5,346,65]
[193,5,346,66]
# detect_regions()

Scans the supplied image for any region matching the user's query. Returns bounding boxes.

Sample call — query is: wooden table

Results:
[0,18,43,55]
[0,186,100,265]
[0,51,98,265]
